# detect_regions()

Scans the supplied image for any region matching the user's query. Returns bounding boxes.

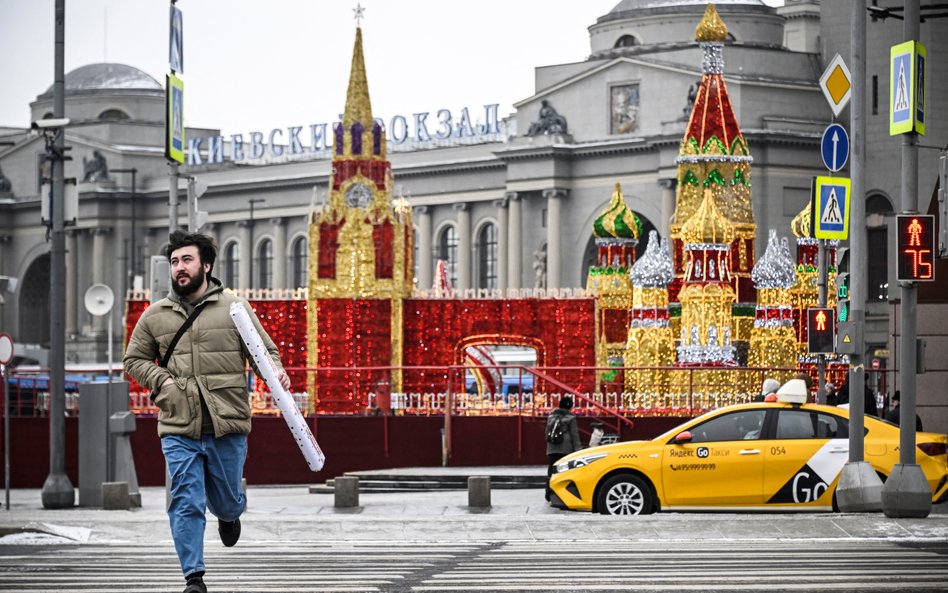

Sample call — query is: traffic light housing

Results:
[835,247,850,323]
[896,214,936,282]
[807,307,835,354]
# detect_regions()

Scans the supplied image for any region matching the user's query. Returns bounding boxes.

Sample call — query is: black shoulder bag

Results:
[150,303,206,400]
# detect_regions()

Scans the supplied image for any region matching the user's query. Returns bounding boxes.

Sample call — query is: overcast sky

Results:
[0,1,783,136]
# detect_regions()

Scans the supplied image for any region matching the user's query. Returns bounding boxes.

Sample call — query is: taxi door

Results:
[662,409,767,506]
[763,408,849,506]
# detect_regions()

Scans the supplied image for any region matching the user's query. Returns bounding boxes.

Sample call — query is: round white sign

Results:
[0,332,13,365]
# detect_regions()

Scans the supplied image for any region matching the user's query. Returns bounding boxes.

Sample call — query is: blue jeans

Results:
[161,433,247,578]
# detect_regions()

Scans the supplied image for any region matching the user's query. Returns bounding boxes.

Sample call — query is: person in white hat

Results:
[754,378,781,402]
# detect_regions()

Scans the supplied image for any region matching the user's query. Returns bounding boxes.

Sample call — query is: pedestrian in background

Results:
[124,231,291,593]
[545,396,582,502]
[754,378,780,402]
[823,382,838,406]
[884,391,922,431]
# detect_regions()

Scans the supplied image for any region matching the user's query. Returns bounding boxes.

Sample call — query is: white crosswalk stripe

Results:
[2,540,948,592]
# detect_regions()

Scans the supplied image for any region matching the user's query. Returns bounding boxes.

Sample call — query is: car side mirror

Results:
[674,431,692,444]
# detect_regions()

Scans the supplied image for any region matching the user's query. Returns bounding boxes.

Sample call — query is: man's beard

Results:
[172,266,206,298]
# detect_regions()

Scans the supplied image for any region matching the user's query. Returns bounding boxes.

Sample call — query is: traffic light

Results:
[896,214,936,282]
[835,247,850,323]
[807,307,835,354]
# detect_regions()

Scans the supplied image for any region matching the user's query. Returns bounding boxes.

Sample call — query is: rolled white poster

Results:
[230,302,325,472]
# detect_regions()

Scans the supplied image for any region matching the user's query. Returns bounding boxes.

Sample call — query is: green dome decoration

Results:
[593,183,642,239]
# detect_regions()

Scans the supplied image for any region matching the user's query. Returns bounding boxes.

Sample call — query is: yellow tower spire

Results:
[695,3,728,42]
[344,27,373,128]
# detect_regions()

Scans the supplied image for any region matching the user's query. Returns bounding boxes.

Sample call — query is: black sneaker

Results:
[183,575,206,593]
[218,517,241,547]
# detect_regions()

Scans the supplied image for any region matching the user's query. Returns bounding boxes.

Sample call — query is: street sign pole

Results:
[882,0,930,519]
[816,239,827,398]
[836,0,883,514]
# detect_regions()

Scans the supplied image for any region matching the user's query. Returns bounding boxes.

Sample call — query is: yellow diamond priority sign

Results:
[819,53,852,118]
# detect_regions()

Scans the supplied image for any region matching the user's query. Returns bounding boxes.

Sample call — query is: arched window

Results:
[476,223,497,289]
[256,238,273,289]
[437,225,459,288]
[98,109,130,121]
[291,236,308,289]
[614,35,638,48]
[224,241,240,289]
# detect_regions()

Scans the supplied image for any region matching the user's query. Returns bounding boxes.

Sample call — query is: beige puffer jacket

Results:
[123,279,283,438]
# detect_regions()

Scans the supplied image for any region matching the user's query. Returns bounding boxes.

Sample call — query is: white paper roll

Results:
[230,302,325,472]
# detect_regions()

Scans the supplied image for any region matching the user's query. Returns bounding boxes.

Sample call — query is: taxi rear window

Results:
[775,409,849,439]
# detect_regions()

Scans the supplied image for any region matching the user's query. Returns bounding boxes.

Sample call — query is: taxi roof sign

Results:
[819,53,852,118]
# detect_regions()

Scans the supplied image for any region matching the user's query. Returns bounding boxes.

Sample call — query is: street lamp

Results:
[248,198,265,289]
[111,168,138,292]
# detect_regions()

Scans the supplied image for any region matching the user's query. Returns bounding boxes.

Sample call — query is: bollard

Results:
[334,476,359,508]
[102,481,130,510]
[468,475,491,509]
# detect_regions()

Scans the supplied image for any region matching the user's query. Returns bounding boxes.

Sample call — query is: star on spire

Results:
[353,3,366,27]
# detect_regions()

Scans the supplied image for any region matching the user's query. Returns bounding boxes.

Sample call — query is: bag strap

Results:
[158,303,206,368]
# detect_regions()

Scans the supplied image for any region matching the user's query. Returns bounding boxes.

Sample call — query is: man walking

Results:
[124,231,290,593]
[545,396,582,502]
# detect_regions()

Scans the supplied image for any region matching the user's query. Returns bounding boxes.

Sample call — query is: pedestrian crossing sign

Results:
[890,40,926,136]
[811,176,851,240]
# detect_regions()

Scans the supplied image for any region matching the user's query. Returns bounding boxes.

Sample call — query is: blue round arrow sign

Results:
[821,123,849,173]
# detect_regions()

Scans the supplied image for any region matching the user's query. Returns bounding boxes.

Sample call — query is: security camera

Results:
[31,118,70,130]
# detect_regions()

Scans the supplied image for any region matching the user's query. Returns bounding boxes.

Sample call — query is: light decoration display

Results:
[670,3,756,348]
[586,183,640,391]
[747,229,798,388]
[625,230,676,396]
[121,5,855,418]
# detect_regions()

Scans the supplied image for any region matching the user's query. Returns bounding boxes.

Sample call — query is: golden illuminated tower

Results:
[671,3,756,347]
[306,26,414,410]
[625,230,676,396]
[747,229,798,389]
[586,183,641,390]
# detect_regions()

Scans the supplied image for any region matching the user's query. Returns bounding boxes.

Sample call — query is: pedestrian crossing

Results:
[1,540,947,592]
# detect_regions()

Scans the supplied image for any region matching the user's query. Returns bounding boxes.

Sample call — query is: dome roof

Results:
[607,0,766,13]
[680,187,734,244]
[593,183,642,240]
[43,63,162,95]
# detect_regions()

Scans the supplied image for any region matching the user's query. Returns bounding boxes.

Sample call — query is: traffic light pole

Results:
[836,0,883,513]
[816,240,827,400]
[881,0,930,520]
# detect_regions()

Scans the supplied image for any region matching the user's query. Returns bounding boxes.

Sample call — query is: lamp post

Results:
[248,198,265,289]
[111,168,138,292]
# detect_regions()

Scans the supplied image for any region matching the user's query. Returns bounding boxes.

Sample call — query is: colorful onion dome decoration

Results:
[671,3,756,315]
[676,188,737,366]
[587,183,640,393]
[626,231,676,395]
[747,230,798,381]
[307,25,414,401]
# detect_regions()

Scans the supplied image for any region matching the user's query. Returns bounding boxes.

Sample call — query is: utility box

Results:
[78,381,136,507]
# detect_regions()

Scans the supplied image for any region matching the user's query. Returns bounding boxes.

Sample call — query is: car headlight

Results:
[555,453,608,474]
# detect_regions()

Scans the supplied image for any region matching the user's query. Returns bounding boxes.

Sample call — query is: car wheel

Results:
[597,474,654,516]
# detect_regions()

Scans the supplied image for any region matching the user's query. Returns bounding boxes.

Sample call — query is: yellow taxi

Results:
[549,381,948,515]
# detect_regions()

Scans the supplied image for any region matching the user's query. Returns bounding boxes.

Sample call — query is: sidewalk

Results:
[2,469,948,546]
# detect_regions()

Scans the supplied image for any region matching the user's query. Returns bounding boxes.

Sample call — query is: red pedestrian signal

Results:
[896,214,936,282]
[807,307,835,354]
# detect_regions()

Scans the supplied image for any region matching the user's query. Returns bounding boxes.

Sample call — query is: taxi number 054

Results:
[770,446,786,456]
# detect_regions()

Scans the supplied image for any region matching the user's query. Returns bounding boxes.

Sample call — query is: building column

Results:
[454,202,471,291]
[271,218,286,289]
[415,206,432,289]
[238,221,251,290]
[658,178,677,240]
[65,230,78,336]
[0,234,12,336]
[507,192,522,289]
[91,227,111,333]
[493,198,509,291]
[543,189,567,289]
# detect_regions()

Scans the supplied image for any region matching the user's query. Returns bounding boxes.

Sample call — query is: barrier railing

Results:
[2,365,897,419]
